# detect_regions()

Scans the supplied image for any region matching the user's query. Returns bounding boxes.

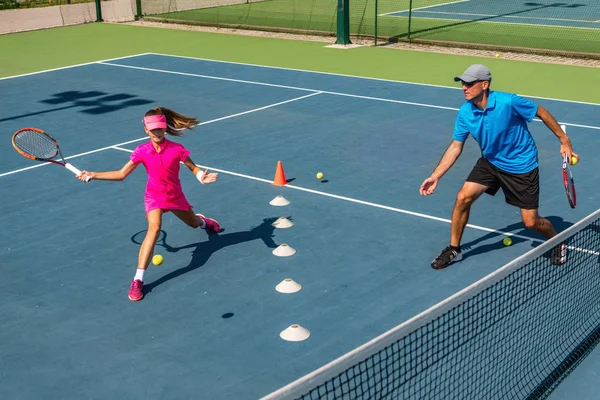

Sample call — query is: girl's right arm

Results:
[77,161,138,182]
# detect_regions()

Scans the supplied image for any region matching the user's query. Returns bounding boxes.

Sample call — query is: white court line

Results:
[98,62,600,130]
[0,53,151,81]
[111,146,134,152]
[381,12,600,31]
[0,92,321,178]
[412,10,595,24]
[100,62,318,93]
[110,145,600,255]
[381,0,469,16]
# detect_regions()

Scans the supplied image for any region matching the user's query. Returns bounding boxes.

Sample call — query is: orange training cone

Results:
[273,161,287,186]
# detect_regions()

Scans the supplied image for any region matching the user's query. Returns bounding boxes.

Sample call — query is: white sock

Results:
[134,268,145,282]
[199,219,206,229]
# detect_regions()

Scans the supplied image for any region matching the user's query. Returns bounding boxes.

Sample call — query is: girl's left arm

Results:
[183,157,218,184]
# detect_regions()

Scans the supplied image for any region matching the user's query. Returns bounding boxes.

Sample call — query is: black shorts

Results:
[466,157,539,209]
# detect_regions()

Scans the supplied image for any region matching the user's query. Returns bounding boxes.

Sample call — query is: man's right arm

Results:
[420,140,464,196]
[431,140,465,180]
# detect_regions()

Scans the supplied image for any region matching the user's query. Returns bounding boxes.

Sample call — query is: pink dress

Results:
[130,139,192,214]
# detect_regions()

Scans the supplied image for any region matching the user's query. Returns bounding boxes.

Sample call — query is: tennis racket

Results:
[562,153,576,208]
[560,125,576,208]
[12,128,90,181]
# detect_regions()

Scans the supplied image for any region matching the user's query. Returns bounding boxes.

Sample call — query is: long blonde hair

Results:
[145,107,199,136]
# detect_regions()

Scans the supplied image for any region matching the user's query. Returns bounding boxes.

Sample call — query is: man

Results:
[420,64,577,269]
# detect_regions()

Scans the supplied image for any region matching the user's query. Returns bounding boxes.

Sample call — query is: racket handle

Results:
[65,162,91,182]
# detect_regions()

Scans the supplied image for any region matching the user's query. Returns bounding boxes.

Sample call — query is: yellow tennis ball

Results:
[503,237,512,247]
[571,156,578,165]
[495,53,500,58]
[316,172,324,180]
[152,254,163,266]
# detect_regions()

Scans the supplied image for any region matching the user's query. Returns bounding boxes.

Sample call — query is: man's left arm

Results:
[536,105,578,161]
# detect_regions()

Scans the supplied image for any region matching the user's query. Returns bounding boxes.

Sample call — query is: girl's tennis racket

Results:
[12,128,90,181]
[562,153,576,208]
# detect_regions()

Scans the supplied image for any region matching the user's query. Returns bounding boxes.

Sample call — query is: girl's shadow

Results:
[130,217,285,294]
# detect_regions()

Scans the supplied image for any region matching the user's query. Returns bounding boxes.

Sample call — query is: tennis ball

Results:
[571,156,578,165]
[495,53,500,58]
[503,237,512,247]
[152,254,163,266]
[316,172,324,180]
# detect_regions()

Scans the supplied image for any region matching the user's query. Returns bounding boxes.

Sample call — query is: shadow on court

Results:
[0,91,154,122]
[461,215,575,261]
[130,217,283,294]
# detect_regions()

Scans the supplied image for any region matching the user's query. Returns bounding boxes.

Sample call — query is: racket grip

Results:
[65,163,91,182]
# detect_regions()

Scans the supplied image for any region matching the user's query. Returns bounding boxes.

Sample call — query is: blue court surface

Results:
[1,53,600,399]
[385,0,600,29]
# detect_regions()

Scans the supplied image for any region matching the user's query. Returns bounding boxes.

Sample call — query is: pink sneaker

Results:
[128,279,144,302]
[196,214,221,233]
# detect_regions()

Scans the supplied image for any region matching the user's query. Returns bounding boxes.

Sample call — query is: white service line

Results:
[100,62,317,93]
[98,61,600,130]
[0,92,321,179]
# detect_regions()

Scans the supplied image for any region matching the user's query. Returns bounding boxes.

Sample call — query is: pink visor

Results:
[144,115,167,130]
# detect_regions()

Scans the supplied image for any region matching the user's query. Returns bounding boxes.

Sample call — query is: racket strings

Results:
[14,130,58,159]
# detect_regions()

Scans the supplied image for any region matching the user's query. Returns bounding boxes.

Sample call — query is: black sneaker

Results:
[431,246,463,269]
[551,242,567,265]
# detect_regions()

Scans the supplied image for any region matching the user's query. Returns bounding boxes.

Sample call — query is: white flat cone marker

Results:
[276,278,302,294]
[270,195,290,206]
[272,243,296,257]
[280,324,310,341]
[272,217,293,229]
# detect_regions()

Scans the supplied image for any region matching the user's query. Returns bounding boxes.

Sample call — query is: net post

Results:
[135,0,143,20]
[95,0,103,22]
[335,0,351,45]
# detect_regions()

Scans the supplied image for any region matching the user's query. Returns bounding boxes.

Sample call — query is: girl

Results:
[78,107,220,302]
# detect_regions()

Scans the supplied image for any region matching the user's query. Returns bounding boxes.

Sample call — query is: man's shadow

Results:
[130,217,285,294]
[460,216,574,261]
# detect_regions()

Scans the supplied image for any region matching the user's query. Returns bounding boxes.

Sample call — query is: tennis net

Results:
[263,208,600,400]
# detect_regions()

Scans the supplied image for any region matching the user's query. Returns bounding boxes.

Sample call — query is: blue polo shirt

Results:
[453,91,539,174]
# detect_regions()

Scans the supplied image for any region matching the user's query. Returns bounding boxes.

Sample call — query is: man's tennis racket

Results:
[12,128,90,181]
[560,125,576,208]
[562,153,576,208]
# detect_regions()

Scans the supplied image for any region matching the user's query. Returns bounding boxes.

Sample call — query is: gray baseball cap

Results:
[454,64,492,83]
